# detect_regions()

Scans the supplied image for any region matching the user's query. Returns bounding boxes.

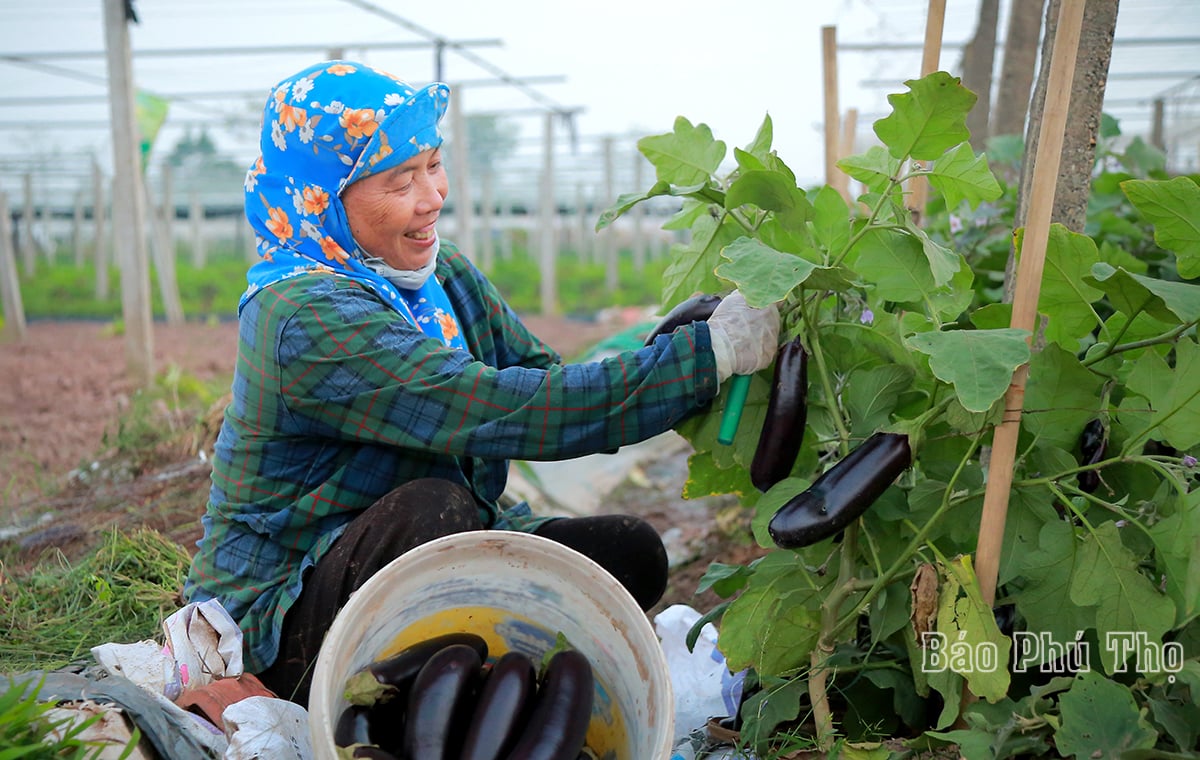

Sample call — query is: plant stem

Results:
[806,316,852,452]
[1082,318,1197,367]
[809,524,861,750]
[830,180,899,269]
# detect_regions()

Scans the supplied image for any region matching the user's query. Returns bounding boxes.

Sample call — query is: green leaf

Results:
[936,555,1012,702]
[928,142,1003,210]
[637,116,727,186]
[726,170,813,229]
[905,328,1031,413]
[1022,343,1103,450]
[849,228,939,304]
[594,180,672,231]
[1122,338,1200,451]
[1085,263,1200,325]
[682,451,756,499]
[738,677,806,750]
[874,71,977,161]
[911,225,964,288]
[837,146,901,195]
[1053,671,1158,758]
[810,185,852,257]
[697,562,755,598]
[741,112,774,163]
[1014,520,1093,660]
[1069,521,1176,674]
[1122,176,1200,278]
[1034,225,1104,347]
[718,552,823,676]
[1147,490,1200,627]
[845,365,914,440]
[715,238,853,307]
[659,214,740,308]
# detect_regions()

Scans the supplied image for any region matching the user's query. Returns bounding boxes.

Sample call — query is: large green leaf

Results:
[638,116,727,186]
[850,227,938,304]
[874,71,977,161]
[837,146,900,195]
[717,552,823,676]
[1122,338,1200,451]
[1014,520,1094,660]
[845,365,913,439]
[1022,343,1103,450]
[1054,671,1158,758]
[1069,521,1176,674]
[1122,176,1200,278]
[1034,225,1104,347]
[936,555,1012,702]
[715,238,854,307]
[928,142,1002,210]
[726,170,813,229]
[1147,490,1200,627]
[1085,263,1200,325]
[659,214,740,308]
[810,184,852,258]
[595,180,716,231]
[904,328,1031,413]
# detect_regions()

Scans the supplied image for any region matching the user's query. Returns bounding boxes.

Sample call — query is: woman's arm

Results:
[274,280,719,462]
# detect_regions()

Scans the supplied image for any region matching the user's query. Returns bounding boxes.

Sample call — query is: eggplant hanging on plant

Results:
[642,294,723,346]
[750,336,808,492]
[768,432,912,549]
[1076,418,1107,494]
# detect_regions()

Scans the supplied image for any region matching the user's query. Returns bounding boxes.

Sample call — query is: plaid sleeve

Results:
[272,277,719,462]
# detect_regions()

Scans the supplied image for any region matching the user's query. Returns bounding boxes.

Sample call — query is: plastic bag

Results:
[654,604,746,746]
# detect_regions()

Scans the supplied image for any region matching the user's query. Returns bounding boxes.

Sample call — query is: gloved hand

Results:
[707,290,781,383]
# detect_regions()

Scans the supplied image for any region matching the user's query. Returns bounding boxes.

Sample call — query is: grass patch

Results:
[0,674,140,758]
[0,528,189,675]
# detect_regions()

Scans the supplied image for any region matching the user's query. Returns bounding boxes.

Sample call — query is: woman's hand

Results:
[707,290,781,382]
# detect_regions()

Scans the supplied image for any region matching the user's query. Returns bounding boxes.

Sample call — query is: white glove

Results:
[707,290,781,383]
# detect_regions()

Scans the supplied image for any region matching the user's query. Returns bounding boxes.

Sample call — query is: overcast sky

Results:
[0,0,1192,196]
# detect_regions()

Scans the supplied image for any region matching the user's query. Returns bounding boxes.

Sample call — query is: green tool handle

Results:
[717,374,752,445]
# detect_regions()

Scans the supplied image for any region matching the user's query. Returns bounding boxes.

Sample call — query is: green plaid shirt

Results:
[183,243,719,673]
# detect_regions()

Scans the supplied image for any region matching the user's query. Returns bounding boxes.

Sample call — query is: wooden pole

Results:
[189,190,206,268]
[603,136,618,292]
[103,0,154,385]
[20,173,34,275]
[835,107,858,201]
[906,0,947,225]
[72,188,86,266]
[480,170,495,272]
[538,112,558,316]
[975,0,1087,608]
[0,192,27,342]
[149,167,184,326]
[93,161,109,300]
[449,83,474,260]
[575,182,591,263]
[632,148,646,272]
[821,26,846,200]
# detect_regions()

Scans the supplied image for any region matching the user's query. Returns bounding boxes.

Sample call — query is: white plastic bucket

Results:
[308,530,675,759]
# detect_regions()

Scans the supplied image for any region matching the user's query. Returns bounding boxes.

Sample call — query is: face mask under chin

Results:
[359,234,440,290]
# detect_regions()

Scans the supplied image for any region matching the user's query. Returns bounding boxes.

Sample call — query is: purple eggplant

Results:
[401,643,484,760]
[768,432,912,549]
[643,294,723,346]
[504,649,594,760]
[343,632,487,707]
[751,337,808,492]
[460,651,538,760]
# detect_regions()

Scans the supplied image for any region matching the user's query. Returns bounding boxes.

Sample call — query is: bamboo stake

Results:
[975,0,1087,608]
[822,26,848,202]
[0,192,28,342]
[906,0,947,224]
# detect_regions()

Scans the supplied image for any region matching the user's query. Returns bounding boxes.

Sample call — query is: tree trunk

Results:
[960,0,1000,145]
[1006,0,1118,301]
[991,0,1045,139]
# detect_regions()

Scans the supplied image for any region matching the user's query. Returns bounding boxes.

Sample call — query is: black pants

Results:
[256,478,668,705]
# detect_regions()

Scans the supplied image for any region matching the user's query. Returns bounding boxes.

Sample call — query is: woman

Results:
[183,60,779,705]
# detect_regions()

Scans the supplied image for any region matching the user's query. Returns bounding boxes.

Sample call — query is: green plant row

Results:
[14,245,666,322]
[601,71,1200,758]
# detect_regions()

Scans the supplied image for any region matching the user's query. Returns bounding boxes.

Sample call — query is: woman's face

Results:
[341,147,448,271]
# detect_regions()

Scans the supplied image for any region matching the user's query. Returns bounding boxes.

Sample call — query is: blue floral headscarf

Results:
[241,60,466,350]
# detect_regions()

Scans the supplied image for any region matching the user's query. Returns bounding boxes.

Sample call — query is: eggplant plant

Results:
[599,71,1200,756]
